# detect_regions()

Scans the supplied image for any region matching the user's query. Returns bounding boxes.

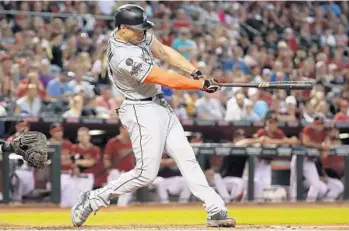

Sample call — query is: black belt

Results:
[126,93,164,101]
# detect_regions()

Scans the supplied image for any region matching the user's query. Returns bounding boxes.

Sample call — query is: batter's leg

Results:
[164,113,235,227]
[289,155,297,201]
[72,103,169,227]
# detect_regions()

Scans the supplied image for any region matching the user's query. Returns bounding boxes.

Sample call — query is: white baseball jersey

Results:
[107,30,162,100]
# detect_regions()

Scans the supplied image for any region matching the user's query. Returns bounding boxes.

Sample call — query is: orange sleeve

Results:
[144,66,204,90]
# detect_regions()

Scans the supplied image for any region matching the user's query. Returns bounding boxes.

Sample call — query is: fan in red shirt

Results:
[16,72,47,99]
[47,123,73,172]
[172,8,192,30]
[104,126,136,206]
[71,127,106,188]
[290,115,330,201]
[252,111,299,200]
[255,112,298,145]
[334,100,349,122]
[104,126,135,173]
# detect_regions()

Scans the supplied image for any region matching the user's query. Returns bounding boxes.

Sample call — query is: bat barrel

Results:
[219,81,313,90]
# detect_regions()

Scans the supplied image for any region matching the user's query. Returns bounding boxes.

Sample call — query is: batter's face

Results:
[121,25,145,45]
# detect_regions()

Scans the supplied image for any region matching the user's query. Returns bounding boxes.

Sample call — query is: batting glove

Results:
[201,79,221,93]
[191,69,204,80]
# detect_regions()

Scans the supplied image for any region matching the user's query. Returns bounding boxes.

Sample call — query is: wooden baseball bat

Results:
[218,81,314,90]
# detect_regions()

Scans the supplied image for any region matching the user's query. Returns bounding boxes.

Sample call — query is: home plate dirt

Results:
[0,224,349,231]
[0,203,347,230]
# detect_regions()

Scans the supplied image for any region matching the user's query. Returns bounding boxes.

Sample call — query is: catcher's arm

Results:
[151,35,201,78]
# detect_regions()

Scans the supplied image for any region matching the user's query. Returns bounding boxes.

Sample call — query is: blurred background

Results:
[0,1,348,207]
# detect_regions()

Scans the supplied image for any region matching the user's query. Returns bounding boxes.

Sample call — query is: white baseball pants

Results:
[152,176,191,203]
[89,99,226,215]
[242,159,271,201]
[290,155,329,202]
[107,169,134,206]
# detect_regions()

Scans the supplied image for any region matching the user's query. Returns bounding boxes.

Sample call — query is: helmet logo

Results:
[143,12,147,21]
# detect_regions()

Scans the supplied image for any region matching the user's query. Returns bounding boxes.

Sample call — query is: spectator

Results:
[278,96,299,122]
[39,59,54,88]
[6,120,35,202]
[171,28,197,60]
[322,127,345,180]
[71,127,104,188]
[334,100,349,122]
[153,154,191,204]
[303,98,318,123]
[47,71,74,100]
[328,90,342,115]
[172,8,192,29]
[104,126,135,206]
[225,93,245,121]
[47,123,73,172]
[95,87,120,114]
[62,95,84,118]
[15,84,42,116]
[248,88,268,118]
[290,115,329,202]
[315,101,333,120]
[68,67,95,98]
[195,92,225,120]
[242,99,260,121]
[16,72,46,99]
[170,94,189,120]
[49,33,64,68]
[220,129,260,202]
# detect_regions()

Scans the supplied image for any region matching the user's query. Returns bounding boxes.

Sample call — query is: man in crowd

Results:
[152,154,191,204]
[289,115,332,201]
[252,112,299,201]
[48,123,94,207]
[47,123,73,172]
[7,120,35,202]
[104,126,135,206]
[219,129,262,202]
[71,127,105,189]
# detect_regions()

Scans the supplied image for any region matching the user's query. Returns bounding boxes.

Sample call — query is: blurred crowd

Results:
[0,1,349,123]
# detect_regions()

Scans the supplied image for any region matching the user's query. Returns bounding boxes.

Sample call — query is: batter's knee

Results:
[134,167,158,185]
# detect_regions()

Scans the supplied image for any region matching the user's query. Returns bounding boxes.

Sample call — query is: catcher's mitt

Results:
[1,130,50,169]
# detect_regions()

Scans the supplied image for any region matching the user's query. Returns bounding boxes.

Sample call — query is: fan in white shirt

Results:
[15,84,42,116]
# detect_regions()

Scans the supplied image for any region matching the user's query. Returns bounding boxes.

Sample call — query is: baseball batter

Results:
[71,4,235,228]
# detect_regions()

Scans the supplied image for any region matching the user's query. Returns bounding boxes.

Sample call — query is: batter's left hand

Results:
[191,69,205,80]
[201,78,220,93]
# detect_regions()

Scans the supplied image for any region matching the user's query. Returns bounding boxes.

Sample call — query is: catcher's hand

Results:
[201,78,221,93]
[1,130,50,169]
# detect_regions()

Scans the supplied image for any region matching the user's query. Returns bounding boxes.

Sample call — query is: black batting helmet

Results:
[114,4,154,31]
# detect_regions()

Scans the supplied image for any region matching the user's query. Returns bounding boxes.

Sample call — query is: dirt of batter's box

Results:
[1,224,349,230]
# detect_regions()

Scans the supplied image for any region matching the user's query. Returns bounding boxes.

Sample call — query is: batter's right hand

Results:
[201,78,221,93]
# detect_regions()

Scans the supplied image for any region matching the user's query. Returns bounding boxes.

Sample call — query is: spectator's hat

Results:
[285,96,297,106]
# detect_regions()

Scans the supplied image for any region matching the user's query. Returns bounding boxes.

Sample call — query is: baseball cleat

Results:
[71,191,93,227]
[207,210,236,227]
